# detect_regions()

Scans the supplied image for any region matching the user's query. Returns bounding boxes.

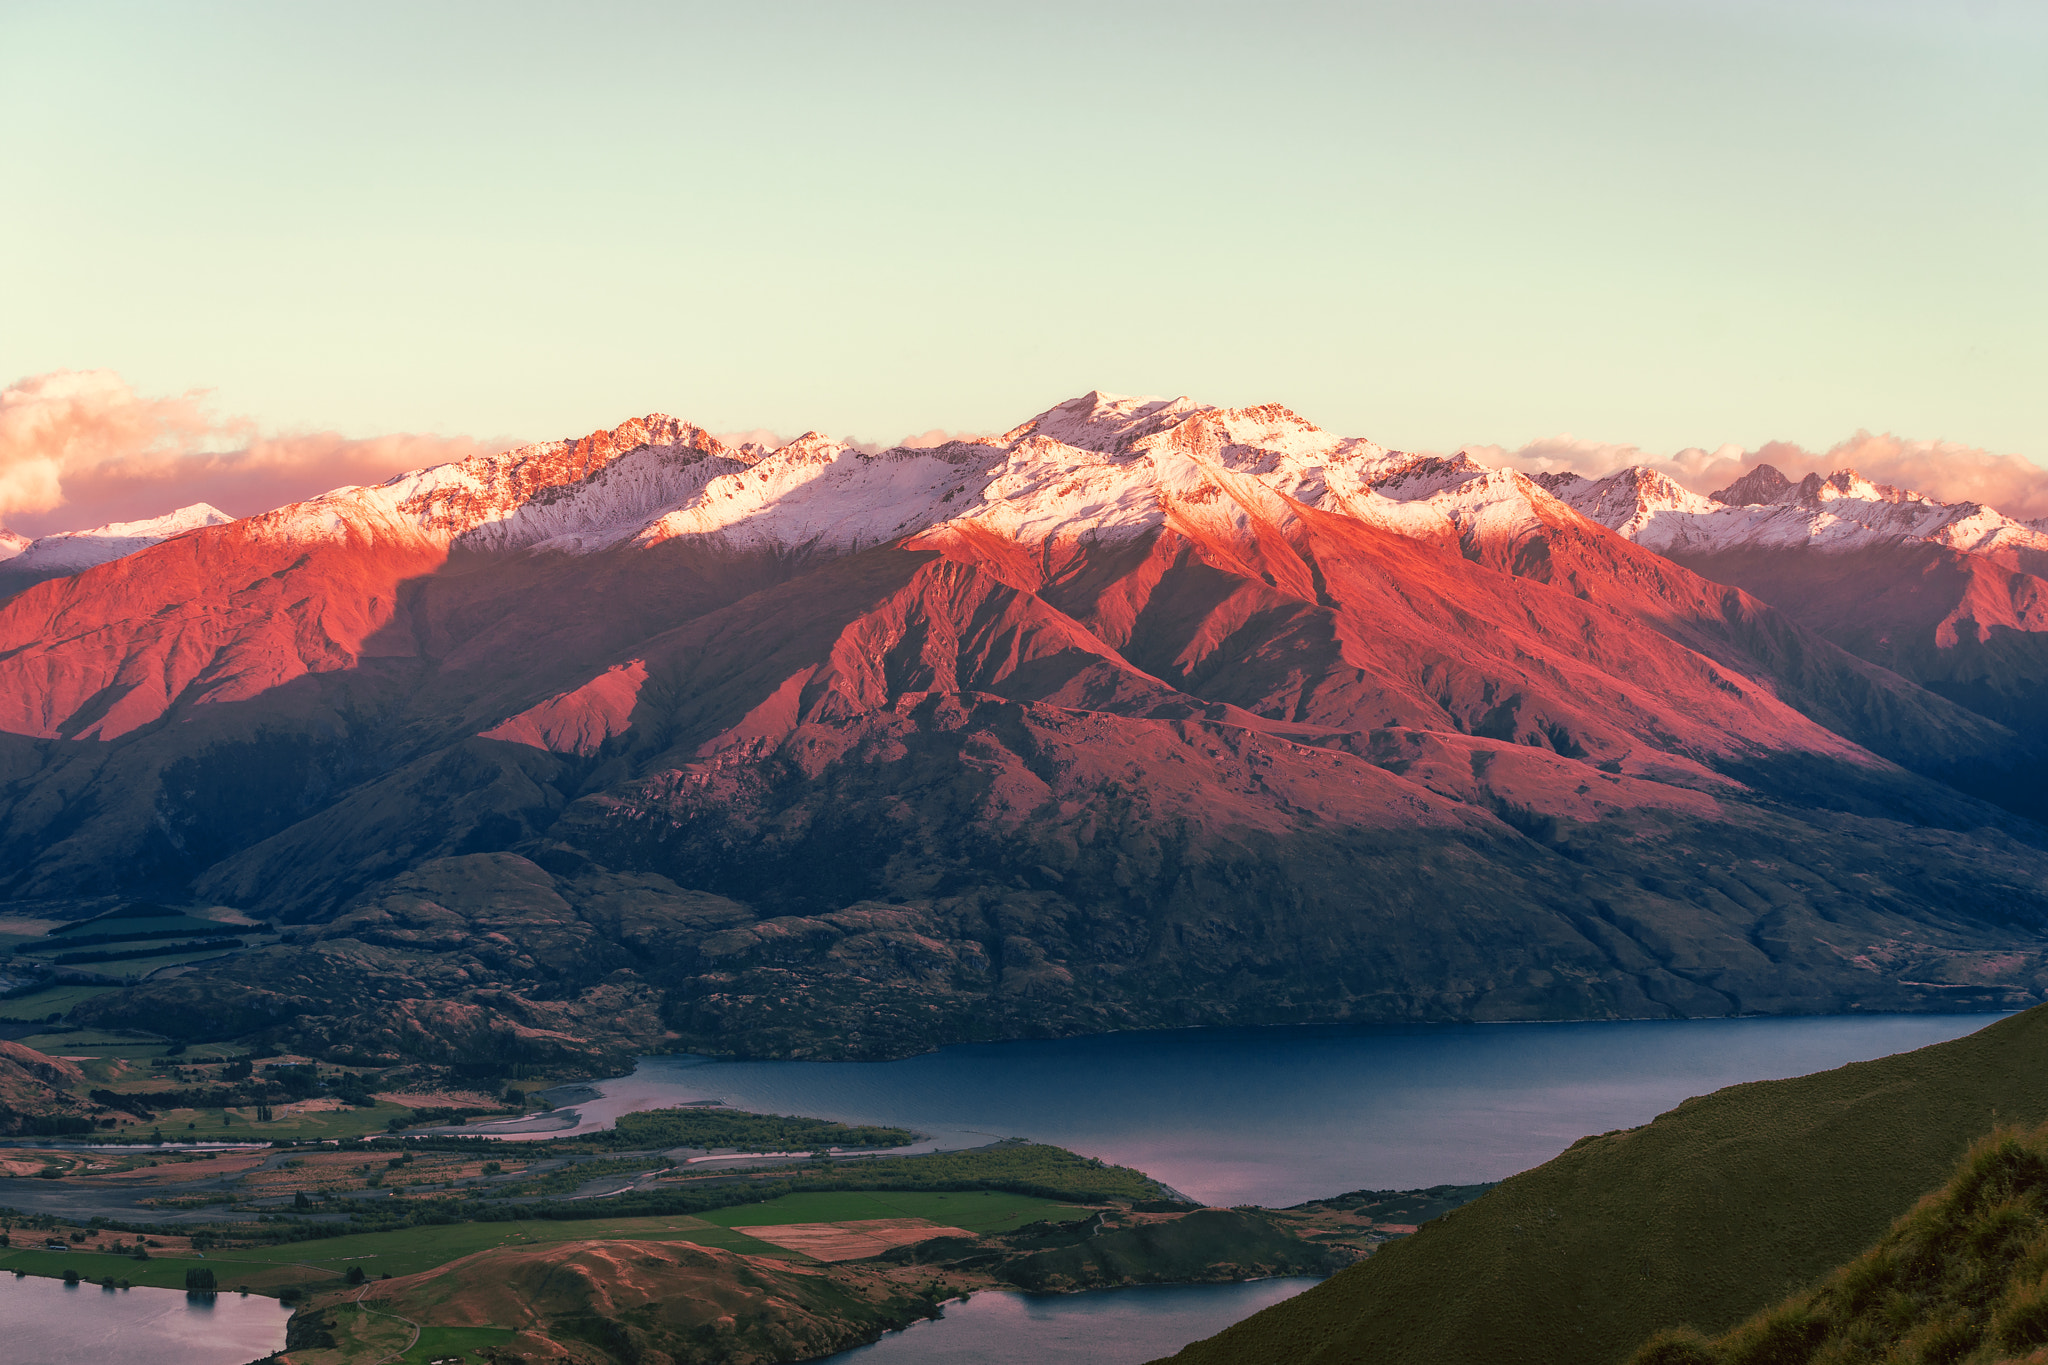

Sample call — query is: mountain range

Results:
[3,392,2046,1066]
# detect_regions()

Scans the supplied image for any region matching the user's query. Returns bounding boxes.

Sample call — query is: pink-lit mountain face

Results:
[6,394,2048,1065]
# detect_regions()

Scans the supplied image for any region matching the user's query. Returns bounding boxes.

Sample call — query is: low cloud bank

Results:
[1471,430,2048,521]
[0,371,504,536]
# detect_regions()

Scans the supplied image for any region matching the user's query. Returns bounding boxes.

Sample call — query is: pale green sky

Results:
[3,0,2043,457]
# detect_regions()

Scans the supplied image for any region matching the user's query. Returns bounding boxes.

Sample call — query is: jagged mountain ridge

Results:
[1542,461,2048,565]
[5,392,2048,1064]
[236,393,1447,559]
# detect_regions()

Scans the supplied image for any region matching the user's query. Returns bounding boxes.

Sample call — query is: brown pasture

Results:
[733,1218,974,1263]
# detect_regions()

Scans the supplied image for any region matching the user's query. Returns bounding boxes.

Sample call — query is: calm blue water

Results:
[818,1278,1323,1365]
[0,1274,289,1365]
[477,1013,2006,1207]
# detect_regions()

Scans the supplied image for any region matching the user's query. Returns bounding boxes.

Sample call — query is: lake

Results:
[0,1274,288,1365]
[480,1012,2006,1206]
[817,1277,1323,1365]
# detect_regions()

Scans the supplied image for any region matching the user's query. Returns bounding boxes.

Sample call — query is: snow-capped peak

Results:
[1713,464,1919,511]
[1536,467,1719,543]
[244,415,732,552]
[73,503,234,540]
[3,503,236,578]
[0,528,28,563]
[996,391,1209,454]
[1807,470,1906,505]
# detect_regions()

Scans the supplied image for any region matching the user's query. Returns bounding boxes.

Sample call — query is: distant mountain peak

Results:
[1553,456,2046,562]
[0,502,236,583]
[68,502,235,539]
[1711,464,1796,506]
[1712,465,1919,511]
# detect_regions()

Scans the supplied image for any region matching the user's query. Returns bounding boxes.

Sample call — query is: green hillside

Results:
[1631,1124,2048,1365]
[1159,1008,2048,1365]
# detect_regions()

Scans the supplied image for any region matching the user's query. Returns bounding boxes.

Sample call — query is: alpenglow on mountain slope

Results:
[4,392,2048,1066]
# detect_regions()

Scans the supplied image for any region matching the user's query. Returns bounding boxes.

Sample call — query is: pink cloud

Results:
[1472,430,2048,521]
[0,370,510,536]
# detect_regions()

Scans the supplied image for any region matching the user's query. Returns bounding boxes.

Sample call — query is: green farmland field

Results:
[402,1324,519,1363]
[0,1190,1092,1295]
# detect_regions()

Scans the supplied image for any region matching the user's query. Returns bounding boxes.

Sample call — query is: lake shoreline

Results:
[449,1012,2012,1207]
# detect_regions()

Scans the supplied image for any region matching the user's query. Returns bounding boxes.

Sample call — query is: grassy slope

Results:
[1630,1125,2048,1365]
[1162,1007,2048,1365]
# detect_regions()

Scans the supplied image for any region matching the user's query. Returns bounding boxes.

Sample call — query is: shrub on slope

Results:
[1158,1007,2048,1365]
[1632,1124,2048,1365]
